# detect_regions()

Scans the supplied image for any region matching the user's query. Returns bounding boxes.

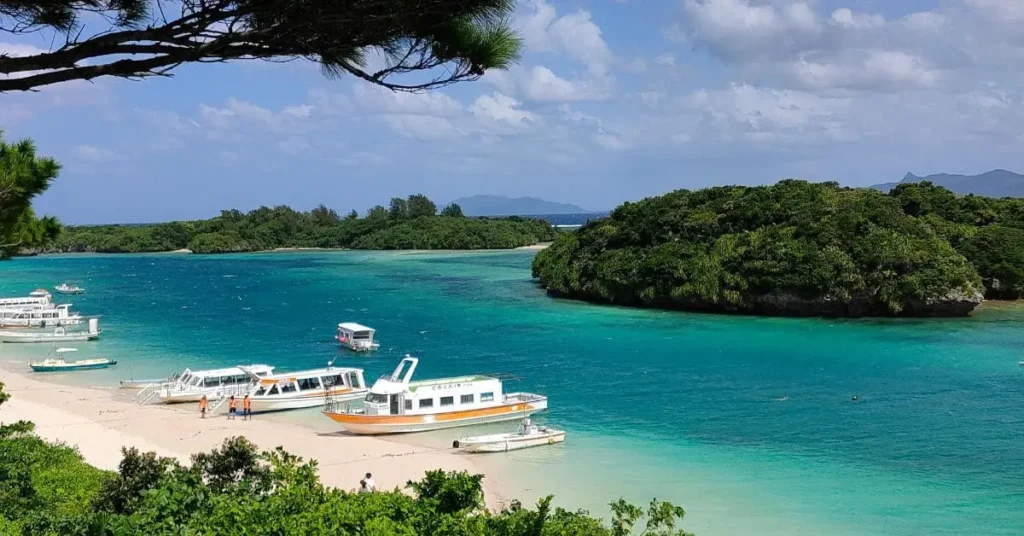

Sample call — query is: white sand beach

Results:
[0,364,507,508]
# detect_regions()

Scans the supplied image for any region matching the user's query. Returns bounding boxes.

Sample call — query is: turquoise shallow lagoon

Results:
[1,251,1022,535]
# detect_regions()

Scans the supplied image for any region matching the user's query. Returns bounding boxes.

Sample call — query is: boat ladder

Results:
[208,382,254,413]
[136,383,165,406]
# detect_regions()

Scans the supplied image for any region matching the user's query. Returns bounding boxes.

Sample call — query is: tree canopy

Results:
[0,132,61,259]
[533,180,991,317]
[0,0,521,92]
[46,194,558,254]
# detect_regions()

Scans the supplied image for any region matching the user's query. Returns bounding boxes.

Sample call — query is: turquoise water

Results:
[1,251,1022,535]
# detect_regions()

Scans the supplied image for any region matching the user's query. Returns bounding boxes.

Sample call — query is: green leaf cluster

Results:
[533,180,992,317]
[0,132,62,258]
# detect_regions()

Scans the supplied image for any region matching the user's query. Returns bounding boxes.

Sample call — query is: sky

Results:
[3,0,1024,223]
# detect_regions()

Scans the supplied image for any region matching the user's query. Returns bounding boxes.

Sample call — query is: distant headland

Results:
[450,195,590,216]
[872,169,1024,198]
[533,180,1024,318]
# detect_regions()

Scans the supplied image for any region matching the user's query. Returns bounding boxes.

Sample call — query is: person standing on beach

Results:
[227,396,237,420]
[199,395,208,419]
[364,473,375,492]
[243,394,251,420]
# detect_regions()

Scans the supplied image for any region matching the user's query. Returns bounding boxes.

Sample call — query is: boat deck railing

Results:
[504,392,546,404]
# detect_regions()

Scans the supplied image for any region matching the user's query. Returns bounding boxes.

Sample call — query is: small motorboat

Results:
[54,282,85,295]
[30,347,116,372]
[453,417,565,453]
[119,375,176,389]
[336,322,380,352]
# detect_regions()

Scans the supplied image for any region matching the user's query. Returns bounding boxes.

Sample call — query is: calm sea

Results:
[1,251,1022,535]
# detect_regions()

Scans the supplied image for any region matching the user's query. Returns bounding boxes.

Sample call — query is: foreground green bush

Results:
[533,180,988,317]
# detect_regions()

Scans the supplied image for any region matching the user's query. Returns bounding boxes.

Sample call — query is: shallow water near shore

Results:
[1,251,1022,535]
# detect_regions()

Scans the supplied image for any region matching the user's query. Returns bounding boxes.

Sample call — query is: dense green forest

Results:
[0,384,693,536]
[533,181,1024,317]
[45,195,558,254]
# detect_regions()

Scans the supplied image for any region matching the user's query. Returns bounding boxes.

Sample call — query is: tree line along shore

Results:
[533,180,1024,318]
[38,195,560,254]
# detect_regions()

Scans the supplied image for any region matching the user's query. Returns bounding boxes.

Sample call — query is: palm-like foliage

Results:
[0,132,61,258]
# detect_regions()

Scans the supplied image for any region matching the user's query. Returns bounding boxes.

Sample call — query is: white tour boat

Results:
[0,318,101,343]
[234,363,368,414]
[136,364,275,405]
[30,347,116,372]
[54,282,86,295]
[0,289,53,308]
[322,355,548,435]
[453,417,566,453]
[0,304,83,327]
[336,322,380,352]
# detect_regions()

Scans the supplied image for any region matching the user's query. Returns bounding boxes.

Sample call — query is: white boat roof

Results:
[257,366,363,384]
[184,364,274,377]
[55,347,78,352]
[337,322,374,332]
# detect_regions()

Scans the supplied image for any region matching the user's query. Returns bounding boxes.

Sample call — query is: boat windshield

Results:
[365,393,388,404]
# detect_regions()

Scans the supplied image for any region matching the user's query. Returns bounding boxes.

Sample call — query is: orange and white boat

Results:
[322,355,548,435]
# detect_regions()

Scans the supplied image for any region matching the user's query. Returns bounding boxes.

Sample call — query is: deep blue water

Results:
[1,251,1022,535]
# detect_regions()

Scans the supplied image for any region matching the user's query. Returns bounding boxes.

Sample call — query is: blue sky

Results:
[3,0,1024,223]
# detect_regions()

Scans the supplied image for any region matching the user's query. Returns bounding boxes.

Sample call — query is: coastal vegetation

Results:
[47,196,558,254]
[0,383,693,536]
[0,0,520,93]
[533,180,1024,317]
[0,132,61,259]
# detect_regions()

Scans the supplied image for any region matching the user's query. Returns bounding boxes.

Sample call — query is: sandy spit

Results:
[0,366,507,508]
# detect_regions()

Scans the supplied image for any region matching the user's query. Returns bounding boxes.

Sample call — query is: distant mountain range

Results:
[872,169,1024,197]
[451,195,591,216]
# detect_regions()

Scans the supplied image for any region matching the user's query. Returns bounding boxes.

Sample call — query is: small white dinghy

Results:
[453,417,565,453]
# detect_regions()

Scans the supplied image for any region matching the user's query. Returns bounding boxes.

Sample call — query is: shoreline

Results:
[22,243,551,257]
[0,363,509,509]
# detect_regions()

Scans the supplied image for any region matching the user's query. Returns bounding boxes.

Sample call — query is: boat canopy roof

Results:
[337,322,374,332]
[55,347,78,353]
[30,289,51,297]
[184,364,274,378]
[256,366,363,384]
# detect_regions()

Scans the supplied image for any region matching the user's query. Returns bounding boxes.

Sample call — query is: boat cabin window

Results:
[481,392,494,402]
[280,381,296,394]
[353,331,370,340]
[204,377,221,388]
[404,400,412,410]
[298,377,321,391]
[323,374,344,388]
[365,393,388,404]
[419,398,434,409]
[254,385,268,396]
[460,394,474,404]
[266,385,279,396]
[346,371,361,388]
[440,396,454,407]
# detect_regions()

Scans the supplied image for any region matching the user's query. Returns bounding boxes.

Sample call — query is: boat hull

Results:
[119,378,167,389]
[323,398,548,435]
[457,430,566,453]
[241,389,367,414]
[30,361,113,372]
[0,332,100,343]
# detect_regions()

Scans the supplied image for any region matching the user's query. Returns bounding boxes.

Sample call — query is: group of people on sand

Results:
[197,394,252,420]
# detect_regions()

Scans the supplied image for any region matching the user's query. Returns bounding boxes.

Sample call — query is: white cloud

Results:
[0,42,47,58]
[829,8,885,29]
[520,0,613,75]
[681,0,821,62]
[594,132,628,151]
[73,144,121,163]
[470,93,538,126]
[790,51,940,91]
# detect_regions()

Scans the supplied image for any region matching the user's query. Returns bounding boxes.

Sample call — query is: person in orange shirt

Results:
[199,395,208,419]
[242,394,252,421]
[227,396,237,420]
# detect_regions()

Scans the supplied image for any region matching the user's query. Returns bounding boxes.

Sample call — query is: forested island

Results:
[533,181,1024,317]
[44,195,558,254]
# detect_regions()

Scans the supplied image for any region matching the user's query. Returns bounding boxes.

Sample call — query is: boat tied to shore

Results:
[0,318,102,343]
[136,364,275,405]
[322,355,548,435]
[54,282,86,295]
[228,362,368,414]
[453,417,566,453]
[29,347,116,372]
[336,322,380,352]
